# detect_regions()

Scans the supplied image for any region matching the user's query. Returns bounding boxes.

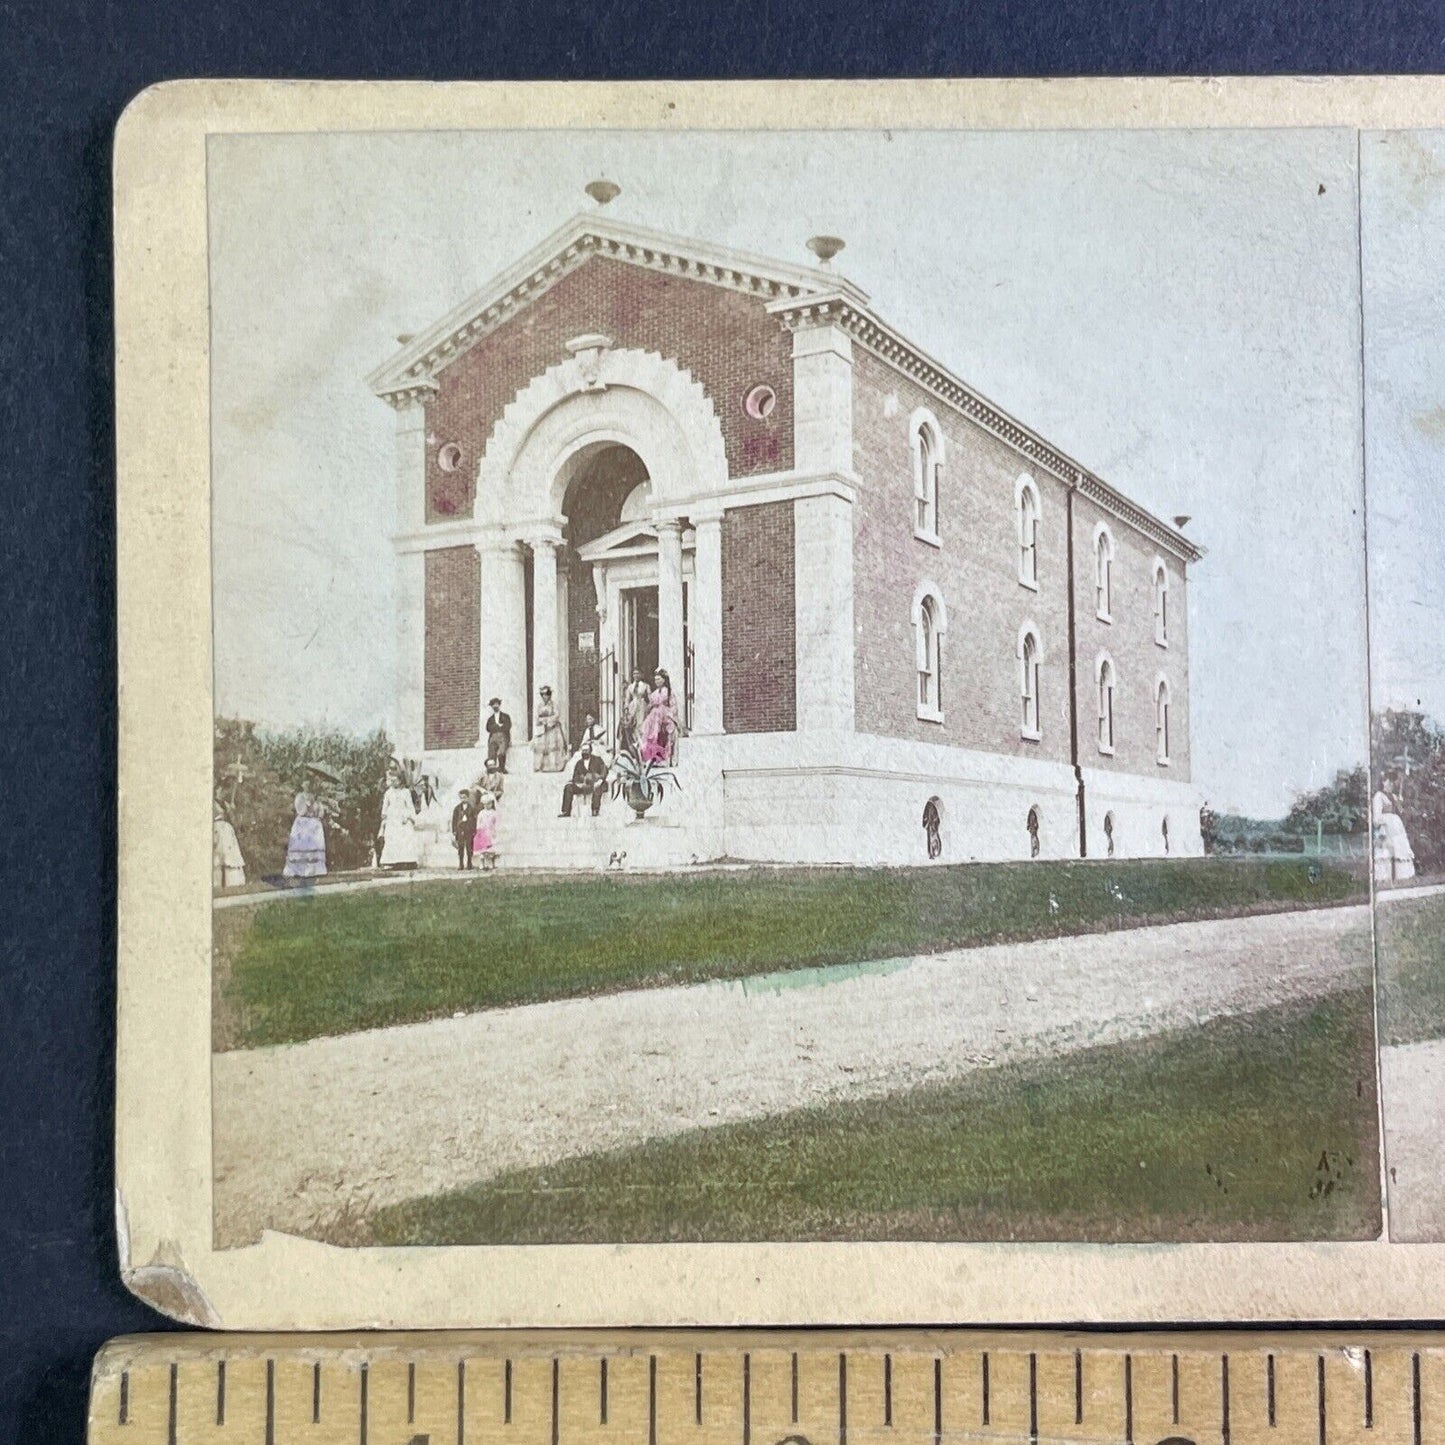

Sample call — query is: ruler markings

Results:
[1123,1353,1132,1445]
[932,1356,941,1445]
[85,1335,1445,1445]
[740,1354,749,1445]
[1029,1352,1039,1445]
[1221,1353,1231,1445]
[1413,1353,1422,1445]
[552,1358,560,1445]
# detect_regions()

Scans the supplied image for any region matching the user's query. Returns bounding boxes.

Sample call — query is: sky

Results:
[207,124,1438,817]
[1361,131,1445,726]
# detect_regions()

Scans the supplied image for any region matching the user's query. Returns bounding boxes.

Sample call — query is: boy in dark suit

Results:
[450,788,477,870]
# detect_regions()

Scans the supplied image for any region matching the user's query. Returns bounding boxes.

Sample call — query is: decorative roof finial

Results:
[585,179,621,207]
[1173,515,1192,530]
[806,235,845,265]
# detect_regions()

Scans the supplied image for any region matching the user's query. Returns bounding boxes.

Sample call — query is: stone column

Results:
[393,547,427,756]
[527,531,565,735]
[790,322,854,474]
[656,517,686,694]
[794,490,856,732]
[390,396,430,755]
[392,395,429,533]
[689,506,725,735]
[477,536,528,740]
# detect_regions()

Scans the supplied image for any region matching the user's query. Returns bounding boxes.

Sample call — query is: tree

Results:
[1373,709,1445,873]
[214,718,395,879]
[1284,766,1369,839]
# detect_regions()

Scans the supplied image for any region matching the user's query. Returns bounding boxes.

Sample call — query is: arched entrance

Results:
[472,343,729,751]
[552,443,694,745]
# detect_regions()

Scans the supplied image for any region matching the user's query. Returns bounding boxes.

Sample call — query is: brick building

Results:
[369,212,1204,867]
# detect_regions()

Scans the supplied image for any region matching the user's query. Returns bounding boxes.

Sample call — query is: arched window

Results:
[1094,525,1114,621]
[1156,676,1172,764]
[1016,475,1040,588]
[1153,559,1170,646]
[912,411,944,545]
[922,797,942,859]
[1027,805,1041,858]
[1096,654,1116,754]
[1019,624,1042,739]
[913,582,947,722]
[1103,811,1116,858]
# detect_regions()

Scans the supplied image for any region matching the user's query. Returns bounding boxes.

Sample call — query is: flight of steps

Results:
[416,760,699,872]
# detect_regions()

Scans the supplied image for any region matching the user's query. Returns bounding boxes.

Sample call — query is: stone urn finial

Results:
[585,179,621,206]
[807,235,846,265]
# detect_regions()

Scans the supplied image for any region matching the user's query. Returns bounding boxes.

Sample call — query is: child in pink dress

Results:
[472,793,499,871]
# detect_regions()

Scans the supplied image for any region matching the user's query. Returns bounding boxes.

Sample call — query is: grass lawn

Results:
[1375,891,1445,1047]
[213,857,1362,1050]
[366,989,1381,1245]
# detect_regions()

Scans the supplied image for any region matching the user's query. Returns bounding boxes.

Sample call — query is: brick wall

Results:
[424,546,480,750]
[850,350,1073,763]
[721,502,797,733]
[421,256,793,522]
[1072,495,1191,780]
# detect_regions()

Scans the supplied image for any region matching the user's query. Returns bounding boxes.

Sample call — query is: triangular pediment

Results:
[577,519,694,563]
[367,214,869,399]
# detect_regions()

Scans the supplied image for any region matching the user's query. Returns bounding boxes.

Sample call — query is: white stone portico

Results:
[371,212,1205,869]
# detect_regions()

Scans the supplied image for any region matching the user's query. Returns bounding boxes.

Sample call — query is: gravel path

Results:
[213,903,1372,1246]
[1381,1038,1445,1241]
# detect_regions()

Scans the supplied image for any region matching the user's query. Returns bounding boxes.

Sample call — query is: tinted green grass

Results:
[214,858,1361,1050]
[368,990,1380,1245]
[1375,891,1445,1047]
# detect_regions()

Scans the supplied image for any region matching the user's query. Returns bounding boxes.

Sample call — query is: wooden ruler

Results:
[89,1331,1444,1445]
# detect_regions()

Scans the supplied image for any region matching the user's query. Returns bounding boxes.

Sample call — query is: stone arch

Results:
[475,346,730,530]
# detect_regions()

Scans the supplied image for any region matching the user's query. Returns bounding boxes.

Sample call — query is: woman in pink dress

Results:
[638,668,680,764]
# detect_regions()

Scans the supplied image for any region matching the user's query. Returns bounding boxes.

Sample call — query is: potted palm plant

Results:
[609,745,681,818]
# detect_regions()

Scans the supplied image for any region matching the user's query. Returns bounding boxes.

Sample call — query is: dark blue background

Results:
[2,0,1442,1438]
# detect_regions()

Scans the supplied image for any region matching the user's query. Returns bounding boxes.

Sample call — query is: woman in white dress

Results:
[532,686,569,772]
[283,791,327,878]
[213,802,246,889]
[379,768,421,869]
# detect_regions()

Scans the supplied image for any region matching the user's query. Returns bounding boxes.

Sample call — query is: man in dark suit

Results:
[559,742,608,817]
[485,696,512,773]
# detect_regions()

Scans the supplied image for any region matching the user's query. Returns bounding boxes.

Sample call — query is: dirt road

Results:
[213,903,1371,1246]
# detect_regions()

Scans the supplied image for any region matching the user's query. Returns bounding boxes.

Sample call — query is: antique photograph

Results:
[194,119,1441,1254]
[1362,129,1445,1243]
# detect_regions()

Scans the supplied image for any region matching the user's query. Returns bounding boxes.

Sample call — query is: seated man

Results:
[559,742,608,817]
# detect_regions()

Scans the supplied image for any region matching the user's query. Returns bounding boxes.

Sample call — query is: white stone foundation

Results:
[411,732,1202,871]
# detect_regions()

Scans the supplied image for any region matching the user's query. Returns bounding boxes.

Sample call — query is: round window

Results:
[743,384,777,420]
[437,442,464,473]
